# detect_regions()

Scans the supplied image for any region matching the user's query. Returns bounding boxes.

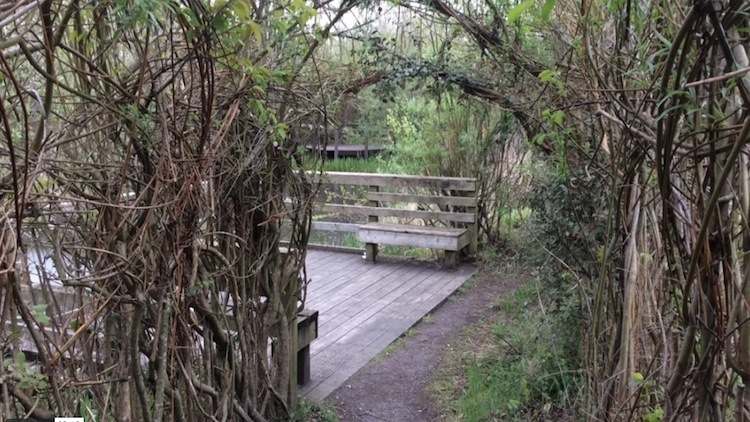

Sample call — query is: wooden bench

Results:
[311,172,478,266]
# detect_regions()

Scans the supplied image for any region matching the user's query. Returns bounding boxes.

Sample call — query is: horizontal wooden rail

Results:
[368,192,476,208]
[316,171,476,191]
[294,171,480,260]
[318,204,475,223]
[310,221,359,233]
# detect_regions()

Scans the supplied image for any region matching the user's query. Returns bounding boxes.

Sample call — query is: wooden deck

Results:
[299,249,477,400]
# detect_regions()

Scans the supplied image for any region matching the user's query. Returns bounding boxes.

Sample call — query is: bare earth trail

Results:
[326,264,529,422]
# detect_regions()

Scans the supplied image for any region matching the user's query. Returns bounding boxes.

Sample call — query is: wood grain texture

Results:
[357,223,470,251]
[310,221,359,233]
[299,251,476,401]
[318,203,475,223]
[368,191,477,207]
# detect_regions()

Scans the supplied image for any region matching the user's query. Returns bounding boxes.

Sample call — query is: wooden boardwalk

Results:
[299,249,477,400]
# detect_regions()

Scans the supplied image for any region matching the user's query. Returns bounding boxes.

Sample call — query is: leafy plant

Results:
[5,352,49,392]
[286,399,339,422]
[439,279,581,421]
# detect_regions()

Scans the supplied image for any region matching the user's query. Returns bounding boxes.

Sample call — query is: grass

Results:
[498,207,533,227]
[285,399,339,422]
[431,276,581,421]
[320,157,383,173]
[370,328,417,365]
[457,275,478,295]
[448,275,479,303]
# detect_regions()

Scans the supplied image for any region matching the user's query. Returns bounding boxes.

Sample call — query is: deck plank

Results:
[300,252,476,400]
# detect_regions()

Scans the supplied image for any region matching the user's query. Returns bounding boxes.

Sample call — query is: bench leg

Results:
[444,250,458,269]
[365,243,378,263]
[297,345,311,385]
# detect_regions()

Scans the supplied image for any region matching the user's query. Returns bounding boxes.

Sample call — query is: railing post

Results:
[467,183,478,256]
[279,247,299,407]
[365,185,379,262]
[288,311,299,408]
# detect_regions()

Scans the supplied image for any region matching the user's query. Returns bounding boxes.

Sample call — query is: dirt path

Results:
[326,264,528,422]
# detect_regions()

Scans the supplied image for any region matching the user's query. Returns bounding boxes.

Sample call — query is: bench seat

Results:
[357,223,469,265]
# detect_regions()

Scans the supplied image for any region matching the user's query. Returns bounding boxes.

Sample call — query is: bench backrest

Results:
[308,171,478,250]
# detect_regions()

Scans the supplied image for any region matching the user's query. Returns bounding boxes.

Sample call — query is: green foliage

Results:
[508,0,558,24]
[645,407,665,422]
[32,303,50,326]
[499,208,532,228]
[285,399,338,422]
[4,352,48,392]
[451,280,581,421]
[508,0,536,24]
[79,390,100,421]
[321,157,382,173]
[384,109,443,174]
[529,166,607,281]
[541,0,557,20]
[378,93,497,177]
[336,88,398,154]
[538,70,566,95]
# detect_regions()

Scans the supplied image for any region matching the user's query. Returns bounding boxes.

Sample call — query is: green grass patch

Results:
[457,275,479,295]
[320,157,382,173]
[285,399,338,422]
[432,278,581,421]
[498,207,533,227]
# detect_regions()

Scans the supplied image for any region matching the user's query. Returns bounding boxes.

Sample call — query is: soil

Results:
[326,262,531,422]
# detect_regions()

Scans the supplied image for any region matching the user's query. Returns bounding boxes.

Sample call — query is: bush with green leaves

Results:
[454,279,582,421]
[529,167,607,285]
[380,94,495,178]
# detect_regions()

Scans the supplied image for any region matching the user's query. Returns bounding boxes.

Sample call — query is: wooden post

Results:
[296,310,318,385]
[366,185,379,262]
[279,247,300,407]
[467,185,478,256]
[297,342,310,385]
[288,311,299,408]
[444,250,458,269]
[365,243,378,263]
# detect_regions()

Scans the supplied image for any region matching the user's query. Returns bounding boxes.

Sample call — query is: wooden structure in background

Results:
[305,144,387,159]
[310,172,478,266]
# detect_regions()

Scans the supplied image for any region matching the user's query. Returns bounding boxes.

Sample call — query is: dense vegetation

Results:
[1,0,750,420]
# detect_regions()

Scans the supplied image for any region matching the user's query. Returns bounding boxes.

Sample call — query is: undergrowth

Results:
[432,243,582,421]
[320,157,383,173]
[285,400,338,422]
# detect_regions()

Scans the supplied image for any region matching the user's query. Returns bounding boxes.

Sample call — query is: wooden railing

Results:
[308,171,478,264]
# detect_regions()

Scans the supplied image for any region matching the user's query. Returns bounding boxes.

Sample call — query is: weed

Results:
[421,314,434,324]
[285,399,338,422]
[321,157,382,173]
[432,278,581,421]
[370,328,417,365]
[457,275,478,295]
[371,338,406,365]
